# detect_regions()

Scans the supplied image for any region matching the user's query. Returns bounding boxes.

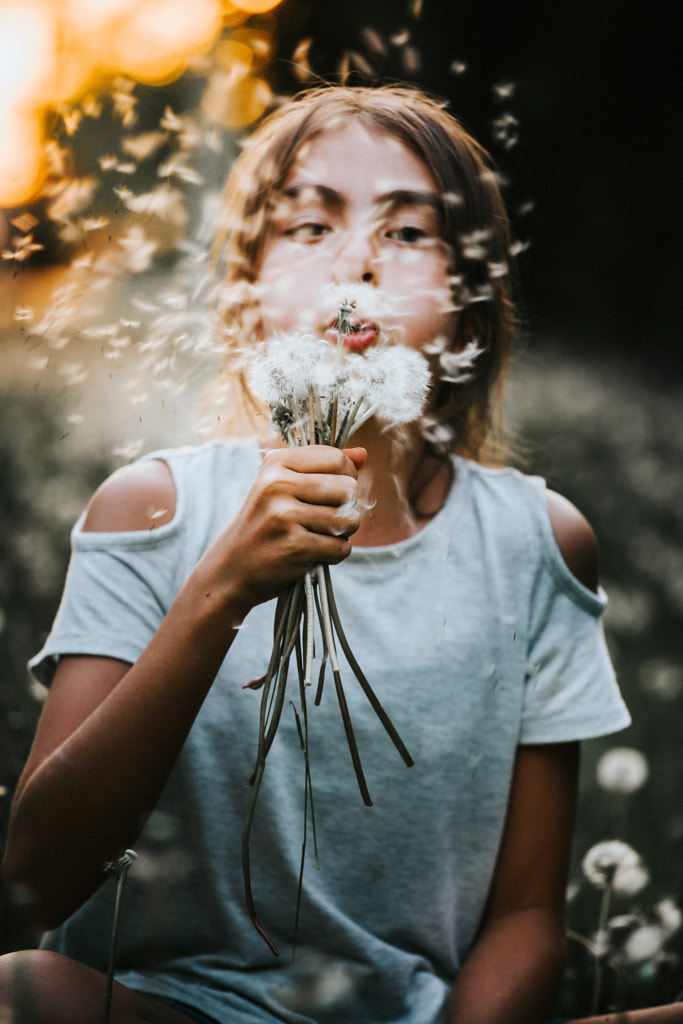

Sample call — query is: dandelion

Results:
[621,924,665,965]
[596,747,649,794]
[582,840,649,895]
[242,302,435,955]
[583,840,649,1013]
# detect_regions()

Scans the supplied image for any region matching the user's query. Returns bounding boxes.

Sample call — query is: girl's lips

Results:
[325,323,379,353]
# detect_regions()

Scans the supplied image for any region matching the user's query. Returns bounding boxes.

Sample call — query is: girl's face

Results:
[256,122,457,355]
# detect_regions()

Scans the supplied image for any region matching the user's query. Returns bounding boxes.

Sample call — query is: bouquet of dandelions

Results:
[242,298,430,954]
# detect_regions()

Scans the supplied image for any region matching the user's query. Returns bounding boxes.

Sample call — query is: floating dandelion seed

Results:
[439,339,483,384]
[2,235,44,263]
[13,306,35,327]
[596,747,649,795]
[390,28,411,46]
[113,440,147,461]
[347,51,376,78]
[10,212,38,233]
[360,26,387,58]
[401,46,421,75]
[582,840,649,895]
[60,108,83,136]
[491,112,520,151]
[292,38,315,82]
[449,60,468,76]
[47,178,98,225]
[493,80,517,102]
[121,131,169,161]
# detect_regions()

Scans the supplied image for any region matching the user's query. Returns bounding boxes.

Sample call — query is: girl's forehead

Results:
[285,122,436,192]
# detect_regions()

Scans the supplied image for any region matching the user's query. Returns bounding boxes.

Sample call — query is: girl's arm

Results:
[447,491,599,1024]
[1,445,365,931]
[446,740,579,1024]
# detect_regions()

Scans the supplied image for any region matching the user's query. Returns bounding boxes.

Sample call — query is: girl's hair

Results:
[210,84,516,465]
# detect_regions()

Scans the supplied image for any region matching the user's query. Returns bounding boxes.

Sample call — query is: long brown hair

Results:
[210,84,516,464]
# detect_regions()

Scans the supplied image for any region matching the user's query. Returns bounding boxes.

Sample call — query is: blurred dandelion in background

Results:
[582,840,649,897]
[596,747,650,796]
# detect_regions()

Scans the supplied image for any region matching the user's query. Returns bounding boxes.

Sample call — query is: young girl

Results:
[1,84,672,1024]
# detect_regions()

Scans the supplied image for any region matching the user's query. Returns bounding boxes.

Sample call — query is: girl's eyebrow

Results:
[280,184,444,218]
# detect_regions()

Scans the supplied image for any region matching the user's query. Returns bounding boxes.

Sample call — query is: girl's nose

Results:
[332,228,377,285]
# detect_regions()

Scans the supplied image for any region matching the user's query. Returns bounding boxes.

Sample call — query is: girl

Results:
[0,85,670,1024]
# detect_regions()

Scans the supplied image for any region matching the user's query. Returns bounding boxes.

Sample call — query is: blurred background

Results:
[0,0,681,1015]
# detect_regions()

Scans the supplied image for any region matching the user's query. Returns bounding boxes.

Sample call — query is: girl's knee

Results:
[0,949,103,1023]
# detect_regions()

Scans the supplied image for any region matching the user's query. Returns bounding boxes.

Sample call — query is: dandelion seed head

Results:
[355,346,430,424]
[655,899,682,937]
[622,925,665,965]
[639,658,683,700]
[596,747,649,795]
[582,840,649,895]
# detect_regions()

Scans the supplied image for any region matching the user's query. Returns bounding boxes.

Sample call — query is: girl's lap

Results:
[0,949,207,1024]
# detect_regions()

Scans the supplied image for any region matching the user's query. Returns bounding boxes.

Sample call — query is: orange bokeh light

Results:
[0,0,284,210]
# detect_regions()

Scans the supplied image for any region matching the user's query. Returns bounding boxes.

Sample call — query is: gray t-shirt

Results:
[31,439,630,1024]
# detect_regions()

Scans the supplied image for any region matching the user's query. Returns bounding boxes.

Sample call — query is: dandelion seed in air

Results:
[491,112,520,151]
[449,60,468,76]
[292,38,314,82]
[493,80,517,102]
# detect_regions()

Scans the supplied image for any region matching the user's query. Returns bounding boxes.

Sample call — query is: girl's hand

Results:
[199,444,367,622]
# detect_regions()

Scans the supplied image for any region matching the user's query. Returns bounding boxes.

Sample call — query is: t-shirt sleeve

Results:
[29,514,185,687]
[519,480,631,744]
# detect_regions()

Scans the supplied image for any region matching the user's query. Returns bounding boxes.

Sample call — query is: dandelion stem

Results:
[101,850,137,1024]
[590,878,614,1015]
[322,564,414,768]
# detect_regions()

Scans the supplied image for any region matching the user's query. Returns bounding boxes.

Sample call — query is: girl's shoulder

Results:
[80,438,261,537]
[460,458,599,595]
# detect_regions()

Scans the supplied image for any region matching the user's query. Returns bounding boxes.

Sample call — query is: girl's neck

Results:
[345,422,453,548]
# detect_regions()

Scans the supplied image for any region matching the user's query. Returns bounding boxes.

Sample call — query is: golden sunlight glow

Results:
[0,0,284,209]
[230,0,283,11]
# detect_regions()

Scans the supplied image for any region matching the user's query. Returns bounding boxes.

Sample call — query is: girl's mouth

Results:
[325,320,379,353]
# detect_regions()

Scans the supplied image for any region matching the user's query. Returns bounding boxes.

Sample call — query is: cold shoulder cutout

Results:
[545,489,600,594]
[82,459,176,534]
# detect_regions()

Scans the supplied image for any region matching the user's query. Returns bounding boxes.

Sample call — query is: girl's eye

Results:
[387,225,431,245]
[284,222,330,241]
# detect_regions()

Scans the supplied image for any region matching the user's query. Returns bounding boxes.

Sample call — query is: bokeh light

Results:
[0,0,284,208]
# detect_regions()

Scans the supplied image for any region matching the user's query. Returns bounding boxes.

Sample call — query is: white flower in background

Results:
[655,898,682,938]
[596,747,650,795]
[621,924,666,965]
[582,840,649,895]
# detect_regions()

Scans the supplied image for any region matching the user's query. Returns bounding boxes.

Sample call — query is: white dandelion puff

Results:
[596,747,649,795]
[621,925,666,965]
[582,840,650,895]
